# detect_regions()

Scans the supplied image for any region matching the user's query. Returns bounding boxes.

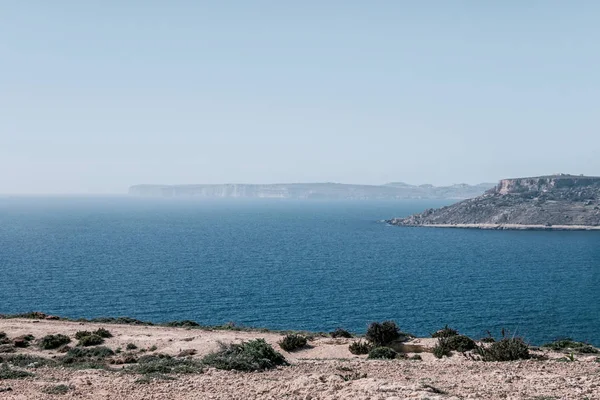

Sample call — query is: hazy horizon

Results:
[2,2,599,194]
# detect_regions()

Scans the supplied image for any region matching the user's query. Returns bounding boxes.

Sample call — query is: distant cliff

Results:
[128,182,495,200]
[387,175,600,229]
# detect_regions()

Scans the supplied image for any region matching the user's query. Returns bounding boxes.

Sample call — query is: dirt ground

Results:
[1,318,599,399]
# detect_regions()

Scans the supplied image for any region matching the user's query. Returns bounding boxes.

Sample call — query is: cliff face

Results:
[128,182,495,200]
[387,175,600,228]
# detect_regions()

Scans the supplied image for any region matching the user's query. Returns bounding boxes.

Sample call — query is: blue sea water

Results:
[1,197,599,346]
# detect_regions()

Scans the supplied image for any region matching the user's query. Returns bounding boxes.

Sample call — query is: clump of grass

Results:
[331,328,352,338]
[476,336,530,361]
[367,347,397,360]
[39,334,71,350]
[0,364,34,379]
[202,339,287,372]
[365,321,402,347]
[431,325,459,338]
[542,339,599,354]
[41,384,71,395]
[126,343,138,350]
[78,334,104,347]
[278,334,308,352]
[349,340,372,355]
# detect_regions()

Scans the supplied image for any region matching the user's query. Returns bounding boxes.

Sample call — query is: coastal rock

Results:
[387,174,600,230]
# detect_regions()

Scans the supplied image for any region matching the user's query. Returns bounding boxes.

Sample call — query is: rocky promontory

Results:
[387,174,600,230]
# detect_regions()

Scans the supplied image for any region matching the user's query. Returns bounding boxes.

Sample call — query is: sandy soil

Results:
[1,319,599,399]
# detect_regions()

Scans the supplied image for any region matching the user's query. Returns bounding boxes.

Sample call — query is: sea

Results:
[1,197,599,346]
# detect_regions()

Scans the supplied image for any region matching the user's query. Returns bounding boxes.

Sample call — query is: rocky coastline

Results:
[387,174,600,230]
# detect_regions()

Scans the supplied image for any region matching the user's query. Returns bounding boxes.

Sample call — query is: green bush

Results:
[78,334,104,347]
[331,328,353,338]
[0,364,34,379]
[431,325,459,338]
[60,346,115,369]
[367,347,397,359]
[542,339,599,354]
[39,334,71,350]
[446,335,476,352]
[94,328,112,338]
[348,340,372,355]
[126,343,138,350]
[477,337,530,361]
[0,332,8,345]
[365,321,401,347]
[165,320,200,328]
[202,339,287,372]
[278,334,308,352]
[75,331,92,340]
[1,354,55,368]
[432,337,452,358]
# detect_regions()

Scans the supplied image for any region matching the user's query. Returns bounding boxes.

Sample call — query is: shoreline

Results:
[388,222,600,231]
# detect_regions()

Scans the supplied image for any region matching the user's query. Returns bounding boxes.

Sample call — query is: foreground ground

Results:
[1,318,599,399]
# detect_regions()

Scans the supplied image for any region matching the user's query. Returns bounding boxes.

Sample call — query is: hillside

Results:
[387,174,600,230]
[128,182,495,200]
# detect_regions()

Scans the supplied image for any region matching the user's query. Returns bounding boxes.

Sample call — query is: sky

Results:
[1,1,599,194]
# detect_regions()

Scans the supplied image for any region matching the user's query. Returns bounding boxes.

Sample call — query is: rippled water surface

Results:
[1,197,599,345]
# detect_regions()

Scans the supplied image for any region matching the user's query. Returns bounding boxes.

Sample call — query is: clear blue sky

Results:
[1,1,599,194]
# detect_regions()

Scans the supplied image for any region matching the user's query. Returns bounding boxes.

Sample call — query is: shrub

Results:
[39,334,71,350]
[365,321,401,347]
[165,320,200,328]
[202,339,287,372]
[1,354,55,368]
[126,343,138,350]
[42,385,71,395]
[367,347,397,360]
[60,346,115,369]
[431,325,459,338]
[78,334,104,347]
[477,337,530,361]
[432,337,452,358]
[13,335,35,348]
[446,335,476,352]
[0,332,8,345]
[130,354,202,374]
[75,331,92,340]
[542,339,599,354]
[331,328,353,338]
[149,345,158,352]
[94,328,112,338]
[66,346,114,360]
[349,340,372,355]
[278,334,308,352]
[0,364,34,379]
